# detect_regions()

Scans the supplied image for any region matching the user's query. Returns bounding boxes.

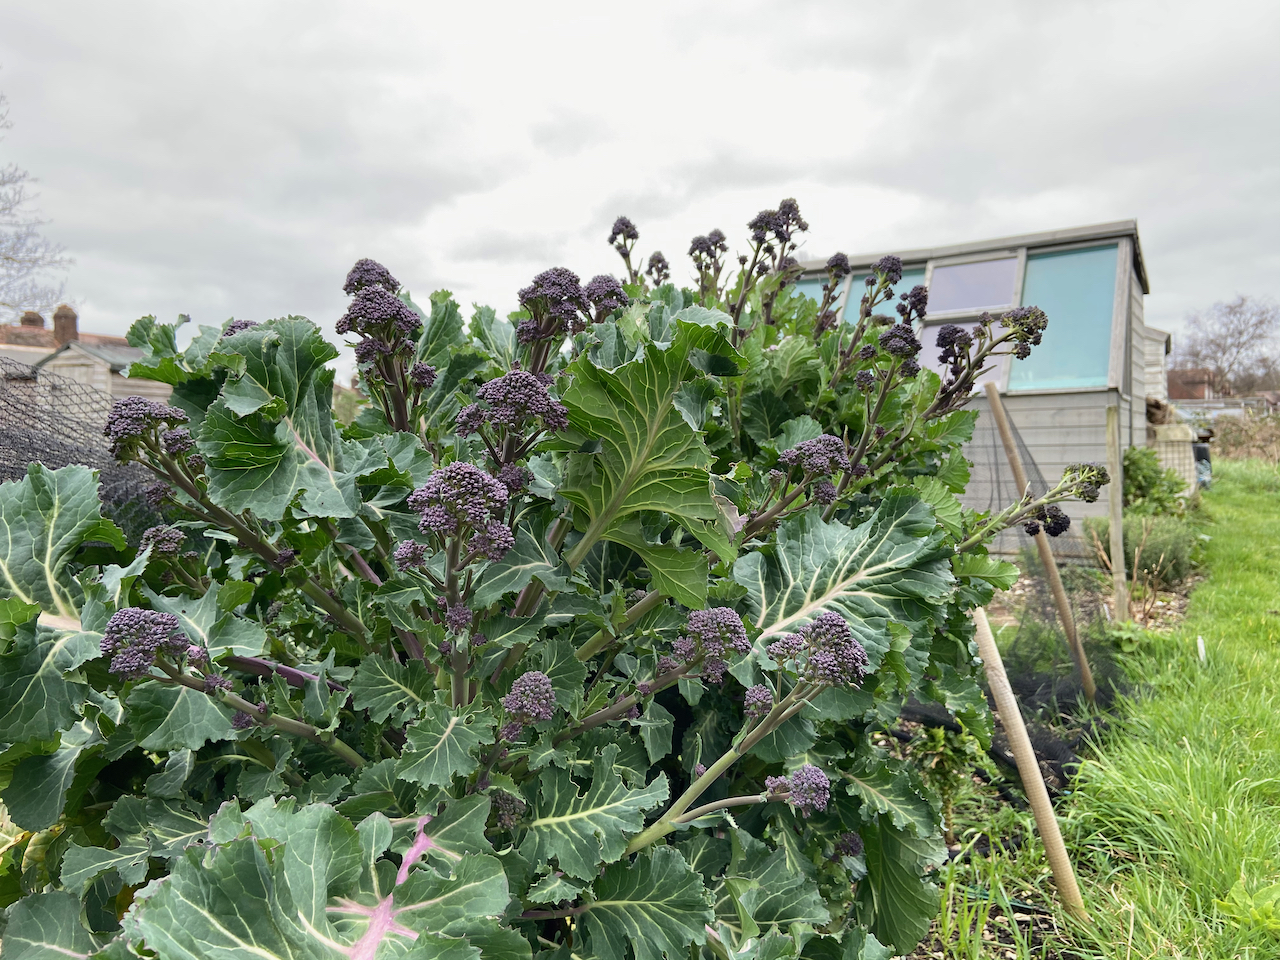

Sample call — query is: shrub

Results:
[1123,445,1187,517]
[1214,414,1280,464]
[0,203,1106,959]
[1085,514,1200,587]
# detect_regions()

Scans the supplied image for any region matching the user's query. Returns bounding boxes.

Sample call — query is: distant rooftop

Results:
[0,305,129,350]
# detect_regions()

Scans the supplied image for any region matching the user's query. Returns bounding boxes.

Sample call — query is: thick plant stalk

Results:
[983,384,1096,703]
[973,607,1088,921]
[1105,404,1129,616]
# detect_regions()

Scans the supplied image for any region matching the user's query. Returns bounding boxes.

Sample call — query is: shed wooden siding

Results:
[1127,263,1147,448]
[964,389,1120,521]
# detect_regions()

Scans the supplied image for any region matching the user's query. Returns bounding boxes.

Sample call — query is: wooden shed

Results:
[798,220,1152,524]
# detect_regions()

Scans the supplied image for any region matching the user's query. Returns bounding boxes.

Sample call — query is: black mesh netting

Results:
[0,357,163,543]
[905,407,1124,789]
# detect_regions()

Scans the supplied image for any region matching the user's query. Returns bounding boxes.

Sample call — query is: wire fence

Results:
[0,357,162,543]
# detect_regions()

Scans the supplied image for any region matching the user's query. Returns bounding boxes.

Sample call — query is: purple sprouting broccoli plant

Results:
[1,199,1122,960]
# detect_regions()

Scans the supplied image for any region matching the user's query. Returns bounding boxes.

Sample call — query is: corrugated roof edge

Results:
[799,219,1149,294]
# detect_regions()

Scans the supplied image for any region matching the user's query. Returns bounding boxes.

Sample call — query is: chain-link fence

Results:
[0,357,162,542]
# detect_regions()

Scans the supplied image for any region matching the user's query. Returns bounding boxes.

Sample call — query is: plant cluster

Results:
[0,200,1107,960]
[1122,446,1187,517]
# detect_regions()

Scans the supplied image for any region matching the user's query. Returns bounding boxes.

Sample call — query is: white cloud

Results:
[0,0,1276,368]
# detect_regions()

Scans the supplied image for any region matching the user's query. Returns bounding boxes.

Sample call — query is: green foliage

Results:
[0,203,1106,959]
[1085,513,1201,586]
[1123,445,1187,517]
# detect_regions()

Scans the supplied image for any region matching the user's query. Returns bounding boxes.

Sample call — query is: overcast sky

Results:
[2,0,1277,374]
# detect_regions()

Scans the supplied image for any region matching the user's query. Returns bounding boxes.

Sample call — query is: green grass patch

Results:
[1060,459,1280,958]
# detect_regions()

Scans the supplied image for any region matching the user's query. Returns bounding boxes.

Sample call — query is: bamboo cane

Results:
[983,383,1096,703]
[973,607,1089,920]
[1105,404,1129,617]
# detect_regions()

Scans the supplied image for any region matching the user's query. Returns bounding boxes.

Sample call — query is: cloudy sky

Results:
[2,0,1277,372]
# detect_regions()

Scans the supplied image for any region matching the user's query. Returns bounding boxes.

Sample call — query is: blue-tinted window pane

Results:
[793,278,830,304]
[928,257,1018,313]
[1007,245,1118,392]
[854,268,926,320]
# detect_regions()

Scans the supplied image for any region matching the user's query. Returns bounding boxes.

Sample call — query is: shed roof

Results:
[801,219,1149,294]
[34,340,145,373]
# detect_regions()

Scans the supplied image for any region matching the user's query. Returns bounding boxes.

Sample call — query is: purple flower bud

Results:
[646,251,670,285]
[161,427,195,456]
[221,319,259,338]
[393,540,428,570]
[872,255,903,286]
[778,435,850,478]
[518,267,589,335]
[836,831,864,858]
[444,604,473,635]
[694,763,707,777]
[826,252,851,280]
[813,480,837,505]
[469,521,515,562]
[140,525,184,557]
[492,790,526,829]
[408,463,509,539]
[787,764,830,817]
[186,645,209,668]
[584,274,628,317]
[343,259,400,296]
[101,607,186,679]
[608,216,639,246]
[232,711,255,730]
[409,362,437,389]
[502,670,557,725]
[744,684,773,720]
[104,396,189,460]
[204,674,232,693]
[765,775,790,795]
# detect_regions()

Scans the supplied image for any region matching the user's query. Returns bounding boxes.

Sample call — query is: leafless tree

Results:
[1,90,71,320]
[1172,295,1280,395]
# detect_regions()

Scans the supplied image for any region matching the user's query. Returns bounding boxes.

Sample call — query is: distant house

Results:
[1167,367,1215,400]
[798,220,1166,525]
[0,305,170,401]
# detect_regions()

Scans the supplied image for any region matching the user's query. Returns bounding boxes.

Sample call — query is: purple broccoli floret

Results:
[343,258,400,296]
[778,435,851,477]
[140,525,184,557]
[787,764,830,817]
[502,670,557,727]
[104,396,190,460]
[406,463,512,560]
[100,607,186,680]
[457,370,569,438]
[221,319,259,338]
[518,267,590,336]
[744,684,773,720]
[646,251,670,286]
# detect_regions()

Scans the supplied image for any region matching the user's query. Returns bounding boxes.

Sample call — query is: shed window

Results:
[1007,244,1118,391]
[793,278,830,304]
[927,257,1018,314]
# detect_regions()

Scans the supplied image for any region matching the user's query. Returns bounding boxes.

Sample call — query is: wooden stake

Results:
[973,607,1089,921]
[984,384,1096,703]
[1105,404,1128,617]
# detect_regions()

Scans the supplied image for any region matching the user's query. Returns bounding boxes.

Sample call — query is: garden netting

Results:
[0,357,162,543]
[947,408,1121,787]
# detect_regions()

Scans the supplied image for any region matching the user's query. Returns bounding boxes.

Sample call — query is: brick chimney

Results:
[53,304,79,346]
[19,311,44,328]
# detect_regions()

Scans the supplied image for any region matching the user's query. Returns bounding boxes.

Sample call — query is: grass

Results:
[928,459,1280,959]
